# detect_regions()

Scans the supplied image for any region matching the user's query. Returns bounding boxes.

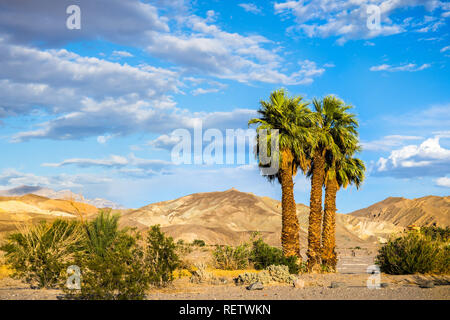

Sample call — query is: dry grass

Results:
[173,269,192,278]
[0,265,12,280]
[210,269,261,278]
[173,268,261,279]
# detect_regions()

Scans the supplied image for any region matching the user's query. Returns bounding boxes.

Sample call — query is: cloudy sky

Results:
[0,0,449,211]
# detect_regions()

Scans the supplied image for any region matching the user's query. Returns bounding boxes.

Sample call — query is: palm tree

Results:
[306,95,358,272]
[248,89,312,258]
[321,152,365,271]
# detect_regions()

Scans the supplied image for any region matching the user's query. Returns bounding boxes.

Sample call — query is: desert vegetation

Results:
[0,210,180,299]
[211,234,304,274]
[376,229,449,275]
[0,219,84,288]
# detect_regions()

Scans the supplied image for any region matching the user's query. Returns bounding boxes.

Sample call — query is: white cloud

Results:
[97,135,113,144]
[375,135,450,178]
[239,3,262,14]
[42,153,173,173]
[0,0,169,46]
[12,99,256,142]
[274,0,448,44]
[145,14,326,85]
[370,63,431,72]
[381,104,450,129]
[435,177,450,188]
[148,133,183,149]
[440,45,450,53]
[42,155,129,168]
[192,88,220,96]
[362,135,423,151]
[190,79,227,96]
[0,39,180,118]
[0,168,112,190]
[112,50,134,58]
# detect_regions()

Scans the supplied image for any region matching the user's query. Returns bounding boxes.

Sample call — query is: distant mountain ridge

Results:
[119,188,402,247]
[0,187,447,248]
[0,185,124,209]
[349,195,450,227]
[0,193,99,233]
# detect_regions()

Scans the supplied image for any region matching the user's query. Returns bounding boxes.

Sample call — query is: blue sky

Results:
[0,0,449,212]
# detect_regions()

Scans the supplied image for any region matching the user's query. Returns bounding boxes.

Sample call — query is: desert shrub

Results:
[192,239,206,247]
[0,219,84,288]
[66,211,150,300]
[69,233,148,300]
[234,264,295,285]
[83,209,120,257]
[176,240,193,256]
[250,238,301,274]
[190,262,216,284]
[145,225,180,287]
[213,243,250,270]
[376,232,449,275]
[235,271,267,285]
[421,226,450,242]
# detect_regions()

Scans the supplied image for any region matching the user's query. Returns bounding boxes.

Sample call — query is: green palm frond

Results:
[249,89,312,182]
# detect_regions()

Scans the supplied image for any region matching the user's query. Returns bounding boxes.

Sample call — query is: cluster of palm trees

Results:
[249,89,365,272]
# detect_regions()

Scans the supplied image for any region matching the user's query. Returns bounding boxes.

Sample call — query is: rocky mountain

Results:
[0,185,124,209]
[119,188,402,247]
[349,195,450,227]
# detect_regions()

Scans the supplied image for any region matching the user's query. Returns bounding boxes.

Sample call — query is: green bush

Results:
[67,211,150,300]
[0,219,83,288]
[213,243,251,270]
[250,238,302,274]
[145,225,180,287]
[376,232,449,275]
[69,232,148,300]
[421,226,450,242]
[192,239,206,247]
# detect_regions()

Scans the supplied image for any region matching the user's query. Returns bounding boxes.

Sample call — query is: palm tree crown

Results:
[248,89,312,182]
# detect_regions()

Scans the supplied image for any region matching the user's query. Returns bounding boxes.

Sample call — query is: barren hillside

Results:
[120,188,402,247]
[349,196,450,227]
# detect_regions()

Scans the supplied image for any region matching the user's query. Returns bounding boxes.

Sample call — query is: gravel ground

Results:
[1,273,449,300]
[148,284,450,300]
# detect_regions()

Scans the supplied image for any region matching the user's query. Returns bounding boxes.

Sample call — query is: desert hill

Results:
[349,195,450,227]
[0,185,124,209]
[0,194,98,233]
[1,188,446,248]
[119,188,402,247]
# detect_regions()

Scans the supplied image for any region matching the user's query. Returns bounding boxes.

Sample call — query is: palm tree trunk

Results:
[307,150,325,272]
[321,177,338,271]
[279,160,301,258]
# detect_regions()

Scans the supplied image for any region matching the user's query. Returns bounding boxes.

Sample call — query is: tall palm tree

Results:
[248,89,312,258]
[321,152,365,271]
[306,96,358,272]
